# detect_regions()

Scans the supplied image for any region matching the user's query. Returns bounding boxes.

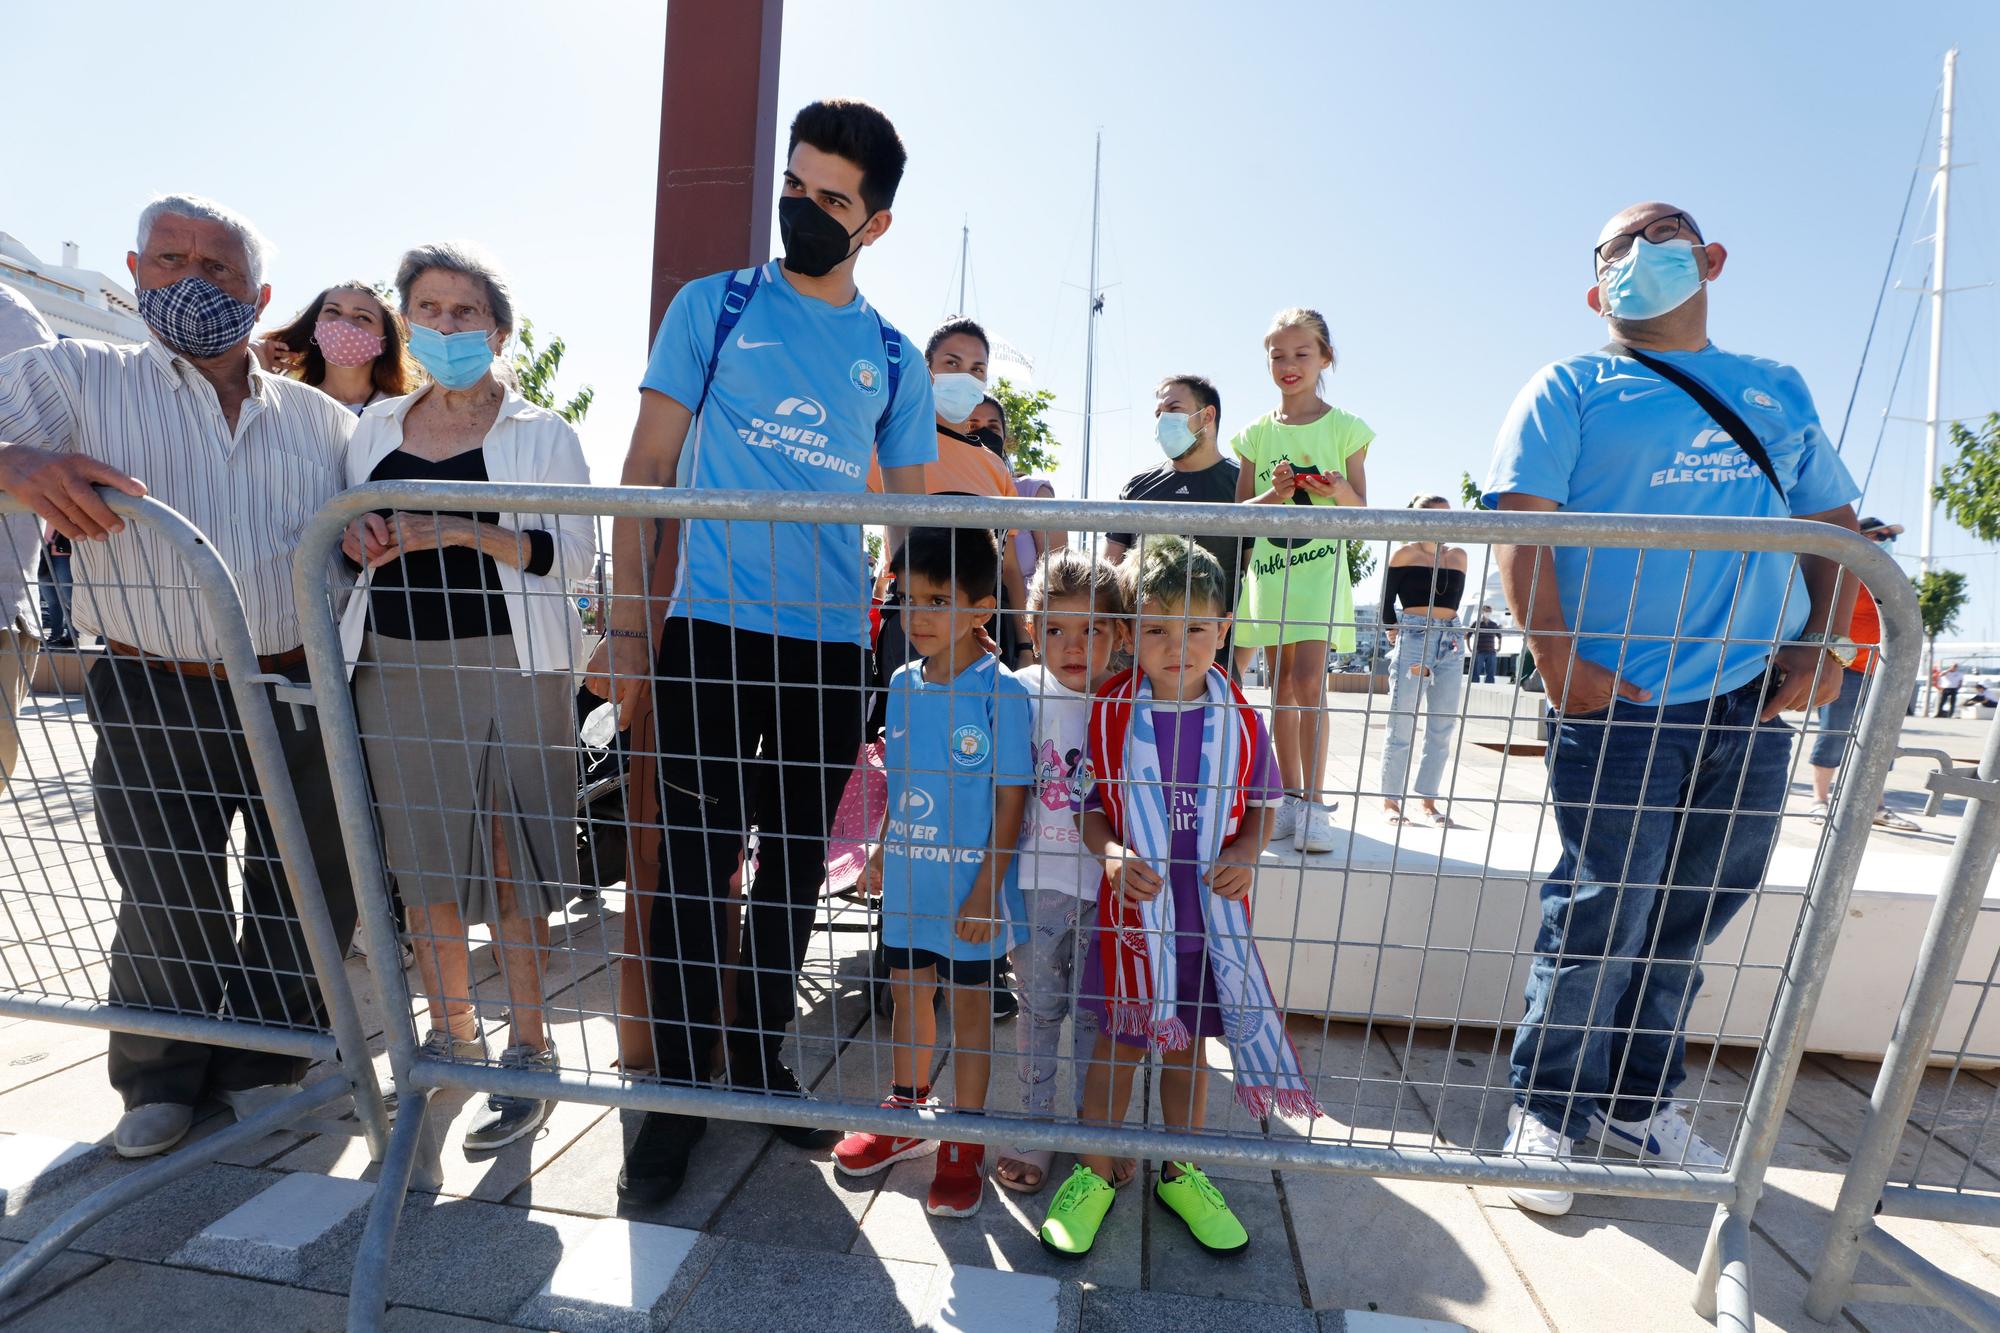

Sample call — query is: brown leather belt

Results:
[106,639,307,680]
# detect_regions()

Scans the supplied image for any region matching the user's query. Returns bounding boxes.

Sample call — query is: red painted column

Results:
[622,0,784,1073]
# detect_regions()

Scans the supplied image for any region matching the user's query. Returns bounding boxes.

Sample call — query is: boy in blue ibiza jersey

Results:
[602,100,938,1210]
[837,526,1031,1221]
[1483,201,1860,1220]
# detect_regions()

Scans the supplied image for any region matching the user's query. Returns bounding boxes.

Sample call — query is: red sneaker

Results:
[926,1140,986,1218]
[833,1095,936,1177]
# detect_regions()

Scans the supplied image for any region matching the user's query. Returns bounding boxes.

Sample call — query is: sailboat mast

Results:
[1921,47,1957,576]
[1081,131,1103,498]
[957,218,969,313]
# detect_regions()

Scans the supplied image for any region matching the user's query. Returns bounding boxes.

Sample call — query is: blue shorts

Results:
[880,945,997,985]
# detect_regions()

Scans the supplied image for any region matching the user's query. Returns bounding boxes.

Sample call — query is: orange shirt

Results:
[1846,593,1881,674]
[869,427,1015,497]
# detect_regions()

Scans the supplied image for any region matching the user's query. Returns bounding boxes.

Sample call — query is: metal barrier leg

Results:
[1693,1203,1755,1332]
[0,1076,349,1299]
[1806,721,2000,1322]
[347,1086,432,1333]
[1857,1228,2000,1330]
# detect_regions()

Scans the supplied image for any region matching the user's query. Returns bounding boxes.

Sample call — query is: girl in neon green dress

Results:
[1232,308,1372,853]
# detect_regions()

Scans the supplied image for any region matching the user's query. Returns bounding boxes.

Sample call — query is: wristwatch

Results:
[1796,631,1861,668]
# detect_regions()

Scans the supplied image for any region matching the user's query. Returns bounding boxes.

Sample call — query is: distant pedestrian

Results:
[1938,662,1963,717]
[1378,495,1470,828]
[1804,517,1918,832]
[1471,604,1502,683]
[1234,310,1372,854]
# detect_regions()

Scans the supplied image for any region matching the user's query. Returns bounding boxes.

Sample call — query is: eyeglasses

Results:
[1865,530,1895,543]
[1594,212,1704,266]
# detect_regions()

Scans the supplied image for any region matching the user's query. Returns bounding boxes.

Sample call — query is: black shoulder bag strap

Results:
[1604,343,1786,502]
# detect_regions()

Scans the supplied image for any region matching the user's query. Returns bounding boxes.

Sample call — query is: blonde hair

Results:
[1265,306,1337,388]
[1130,535,1229,617]
[1027,547,1128,616]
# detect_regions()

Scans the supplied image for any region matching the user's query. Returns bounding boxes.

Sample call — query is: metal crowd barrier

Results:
[1807,715,2000,1329]
[0,494,385,1302]
[290,485,1916,1332]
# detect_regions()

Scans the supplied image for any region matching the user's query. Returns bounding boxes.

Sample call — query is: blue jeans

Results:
[1379,619,1465,801]
[1471,650,1498,683]
[1510,679,1793,1138]
[1808,668,1866,770]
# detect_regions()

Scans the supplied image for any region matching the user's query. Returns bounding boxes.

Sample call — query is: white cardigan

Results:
[337,383,595,677]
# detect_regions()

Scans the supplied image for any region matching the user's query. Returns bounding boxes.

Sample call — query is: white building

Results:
[0,233,145,343]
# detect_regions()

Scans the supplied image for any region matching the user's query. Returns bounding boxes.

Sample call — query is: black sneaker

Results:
[617,1112,708,1208]
[735,1057,841,1149]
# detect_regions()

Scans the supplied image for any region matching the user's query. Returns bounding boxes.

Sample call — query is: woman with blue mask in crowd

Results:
[336,242,594,1152]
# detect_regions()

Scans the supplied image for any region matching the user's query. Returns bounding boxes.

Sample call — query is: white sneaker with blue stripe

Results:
[1502,1104,1574,1217]
[1583,1103,1725,1168]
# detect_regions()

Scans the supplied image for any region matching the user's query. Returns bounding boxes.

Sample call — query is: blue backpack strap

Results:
[696,266,764,419]
[873,311,905,439]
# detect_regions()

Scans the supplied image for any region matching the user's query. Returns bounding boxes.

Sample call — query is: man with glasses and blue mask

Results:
[1484,201,1863,1216]
[0,194,360,1160]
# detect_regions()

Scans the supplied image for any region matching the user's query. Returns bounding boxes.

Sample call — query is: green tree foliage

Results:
[512,319,594,425]
[1915,568,1969,643]
[1459,470,1487,511]
[992,376,1059,476]
[1346,542,1375,586]
[1936,413,2000,542]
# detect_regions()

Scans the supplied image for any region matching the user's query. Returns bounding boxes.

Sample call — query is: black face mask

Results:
[969,427,1007,458]
[778,195,871,278]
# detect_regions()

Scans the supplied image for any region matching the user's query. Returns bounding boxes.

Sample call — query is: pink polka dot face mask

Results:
[313,316,385,367]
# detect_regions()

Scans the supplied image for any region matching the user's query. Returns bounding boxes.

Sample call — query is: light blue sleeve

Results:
[638,275,724,411]
[875,341,938,470]
[1775,371,1861,517]
[1484,362,1583,508]
[992,676,1035,787]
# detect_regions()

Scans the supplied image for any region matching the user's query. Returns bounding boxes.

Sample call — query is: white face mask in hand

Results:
[931,371,986,424]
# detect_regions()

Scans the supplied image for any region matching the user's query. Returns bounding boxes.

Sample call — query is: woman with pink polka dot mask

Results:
[256,281,416,414]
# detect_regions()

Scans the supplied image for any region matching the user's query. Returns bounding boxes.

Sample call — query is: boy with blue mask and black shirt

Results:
[600,100,938,1208]
[839,525,1032,1219]
[1484,201,1861,1218]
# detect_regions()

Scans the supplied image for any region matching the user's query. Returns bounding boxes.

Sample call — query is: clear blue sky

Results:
[11,3,2000,631]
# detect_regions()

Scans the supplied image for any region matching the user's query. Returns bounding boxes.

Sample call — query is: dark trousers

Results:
[85,655,358,1108]
[648,616,865,1087]
[1938,686,1960,717]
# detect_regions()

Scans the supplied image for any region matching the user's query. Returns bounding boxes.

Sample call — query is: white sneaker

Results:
[1294,799,1339,853]
[1583,1103,1725,1168]
[1503,1104,1574,1216]
[1873,807,1921,833]
[1805,801,1830,823]
[1270,795,1304,843]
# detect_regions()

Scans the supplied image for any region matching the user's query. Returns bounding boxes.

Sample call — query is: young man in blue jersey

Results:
[1484,201,1861,1217]
[599,100,937,1206]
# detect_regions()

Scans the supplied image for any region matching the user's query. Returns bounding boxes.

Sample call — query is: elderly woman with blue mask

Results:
[338,242,594,1152]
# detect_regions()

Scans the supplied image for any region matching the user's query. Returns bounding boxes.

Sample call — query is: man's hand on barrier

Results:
[584,633,654,729]
[1103,841,1163,905]
[0,444,147,541]
[1537,643,1652,715]
[341,514,392,566]
[1762,645,1844,722]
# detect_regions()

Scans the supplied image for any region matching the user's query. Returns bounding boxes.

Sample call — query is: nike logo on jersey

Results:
[1617,388,1666,402]
[737,335,782,350]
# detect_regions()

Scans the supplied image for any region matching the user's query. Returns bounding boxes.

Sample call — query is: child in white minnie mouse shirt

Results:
[994,549,1132,1196]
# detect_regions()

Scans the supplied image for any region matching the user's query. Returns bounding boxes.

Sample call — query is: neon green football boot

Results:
[1039,1163,1116,1257]
[1154,1162,1249,1254]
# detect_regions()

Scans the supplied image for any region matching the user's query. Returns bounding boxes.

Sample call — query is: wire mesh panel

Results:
[296,485,1917,1329]
[0,492,383,1302]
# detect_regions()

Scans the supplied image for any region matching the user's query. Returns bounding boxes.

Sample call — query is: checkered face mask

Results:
[137,276,260,358]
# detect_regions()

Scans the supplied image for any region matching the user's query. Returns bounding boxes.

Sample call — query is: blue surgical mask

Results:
[407,323,497,390]
[1600,237,1704,321]
[1154,412,1198,459]
[931,371,985,425]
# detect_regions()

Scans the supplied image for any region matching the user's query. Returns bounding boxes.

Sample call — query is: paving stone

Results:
[0,1235,108,1325]
[513,1216,701,1333]
[1328,1313,1469,1332]
[1479,1198,1825,1331]
[710,1141,873,1253]
[169,1170,374,1283]
[6,1258,350,1331]
[1077,1285,1317,1333]
[383,1309,545,1332]
[853,1144,1142,1289]
[0,1160,279,1262]
[0,1019,105,1095]
[0,1053,146,1141]
[520,1108,773,1229]
[296,1196,572,1322]
[917,1263,1069,1333]
[665,1238,936,1331]
[1287,1169,1547,1330]
[0,1132,106,1215]
[1147,1170,1303,1308]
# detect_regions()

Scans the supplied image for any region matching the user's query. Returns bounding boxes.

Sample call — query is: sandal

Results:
[996,1148,1053,1194]
[1112,1156,1138,1189]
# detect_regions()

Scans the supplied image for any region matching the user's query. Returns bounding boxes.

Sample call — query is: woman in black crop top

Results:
[1378,495,1472,827]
